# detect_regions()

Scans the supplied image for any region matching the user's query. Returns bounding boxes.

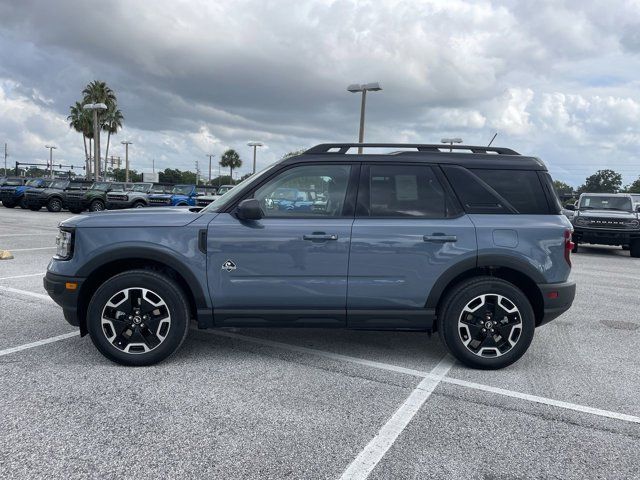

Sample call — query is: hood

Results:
[61,206,211,228]
[149,193,173,198]
[576,209,638,219]
[30,187,62,195]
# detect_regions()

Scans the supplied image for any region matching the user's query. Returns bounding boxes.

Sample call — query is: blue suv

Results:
[147,184,197,207]
[44,143,576,369]
[0,178,49,208]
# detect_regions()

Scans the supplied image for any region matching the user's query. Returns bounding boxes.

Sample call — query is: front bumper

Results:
[573,227,640,246]
[44,272,85,330]
[537,281,576,326]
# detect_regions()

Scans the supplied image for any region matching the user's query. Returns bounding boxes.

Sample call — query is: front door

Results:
[347,163,477,329]
[207,163,357,327]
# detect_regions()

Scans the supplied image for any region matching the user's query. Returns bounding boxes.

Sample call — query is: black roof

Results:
[289,143,547,170]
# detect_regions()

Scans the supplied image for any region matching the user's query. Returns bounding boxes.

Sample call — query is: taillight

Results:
[564,229,574,266]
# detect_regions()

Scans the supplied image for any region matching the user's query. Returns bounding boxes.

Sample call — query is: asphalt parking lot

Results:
[0,207,639,480]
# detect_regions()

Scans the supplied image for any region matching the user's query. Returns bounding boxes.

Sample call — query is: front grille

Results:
[196,198,213,206]
[0,188,17,198]
[149,197,171,205]
[584,217,629,229]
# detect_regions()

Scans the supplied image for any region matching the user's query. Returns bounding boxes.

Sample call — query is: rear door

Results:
[347,163,477,329]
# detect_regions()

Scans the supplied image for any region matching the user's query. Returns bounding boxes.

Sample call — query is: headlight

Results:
[55,229,74,260]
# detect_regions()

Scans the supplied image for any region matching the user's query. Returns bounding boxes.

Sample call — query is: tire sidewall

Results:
[439,278,535,370]
[47,198,62,212]
[87,271,189,366]
[90,200,105,211]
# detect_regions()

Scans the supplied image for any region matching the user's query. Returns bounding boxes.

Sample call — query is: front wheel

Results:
[46,197,62,212]
[87,270,190,366]
[89,199,105,212]
[133,201,146,208]
[437,277,535,369]
[3,201,16,208]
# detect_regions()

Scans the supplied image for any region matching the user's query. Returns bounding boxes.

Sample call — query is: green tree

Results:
[220,149,242,181]
[577,169,622,194]
[552,180,573,196]
[82,80,118,179]
[111,168,142,182]
[158,168,197,184]
[102,106,124,174]
[67,101,94,177]
[625,176,640,193]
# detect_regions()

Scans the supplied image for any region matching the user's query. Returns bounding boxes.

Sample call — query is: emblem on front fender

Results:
[222,260,236,272]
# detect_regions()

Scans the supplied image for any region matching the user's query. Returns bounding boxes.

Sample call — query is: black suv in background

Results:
[24,179,92,212]
[106,183,174,209]
[66,182,132,213]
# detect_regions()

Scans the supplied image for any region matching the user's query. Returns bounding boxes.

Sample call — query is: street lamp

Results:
[121,140,132,182]
[247,141,264,174]
[44,145,57,179]
[83,103,107,181]
[441,137,463,152]
[206,154,215,185]
[347,82,382,153]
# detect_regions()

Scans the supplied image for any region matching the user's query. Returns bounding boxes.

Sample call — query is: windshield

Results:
[90,182,110,191]
[50,181,68,189]
[4,179,22,186]
[25,179,42,187]
[171,185,193,195]
[132,183,152,192]
[579,196,633,211]
[202,166,274,213]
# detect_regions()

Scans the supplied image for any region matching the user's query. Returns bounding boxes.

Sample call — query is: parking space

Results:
[0,208,639,479]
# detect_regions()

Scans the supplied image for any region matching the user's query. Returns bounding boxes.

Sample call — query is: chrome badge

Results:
[222,260,236,272]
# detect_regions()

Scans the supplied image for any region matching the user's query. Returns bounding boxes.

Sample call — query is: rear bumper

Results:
[537,281,576,326]
[43,272,85,329]
[573,227,640,246]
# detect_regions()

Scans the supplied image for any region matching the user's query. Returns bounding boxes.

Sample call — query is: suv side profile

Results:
[66,182,132,213]
[44,143,576,369]
[105,183,172,209]
[571,193,640,257]
[24,179,92,212]
[0,177,29,208]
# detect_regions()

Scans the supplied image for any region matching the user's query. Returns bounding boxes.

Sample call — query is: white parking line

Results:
[9,247,56,252]
[0,332,77,357]
[204,330,640,425]
[0,273,45,281]
[340,356,454,480]
[0,286,53,302]
[0,233,55,237]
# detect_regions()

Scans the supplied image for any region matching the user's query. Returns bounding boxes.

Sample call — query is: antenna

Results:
[487,132,498,147]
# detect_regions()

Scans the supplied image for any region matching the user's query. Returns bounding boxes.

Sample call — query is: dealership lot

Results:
[0,208,638,479]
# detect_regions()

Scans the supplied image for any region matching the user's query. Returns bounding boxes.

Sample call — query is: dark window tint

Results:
[364,165,446,218]
[442,166,510,214]
[471,169,550,214]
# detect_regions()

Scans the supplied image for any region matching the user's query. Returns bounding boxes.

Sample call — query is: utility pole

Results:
[347,83,382,153]
[247,141,264,174]
[45,145,57,179]
[206,154,214,185]
[121,140,132,182]
[3,143,7,175]
[195,160,200,185]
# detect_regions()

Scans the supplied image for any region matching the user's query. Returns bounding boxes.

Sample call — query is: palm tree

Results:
[67,101,95,178]
[102,106,124,174]
[82,80,117,179]
[220,149,242,182]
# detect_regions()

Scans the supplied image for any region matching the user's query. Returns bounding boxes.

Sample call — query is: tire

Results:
[3,201,16,208]
[87,270,190,366]
[622,245,630,251]
[133,201,146,208]
[89,199,105,212]
[69,207,84,214]
[437,276,535,370]
[46,197,63,212]
[630,240,640,258]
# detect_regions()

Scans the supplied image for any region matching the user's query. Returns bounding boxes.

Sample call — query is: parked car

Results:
[1,177,46,208]
[44,142,575,369]
[66,182,132,213]
[196,184,233,207]
[147,184,198,207]
[105,183,172,209]
[571,192,640,256]
[23,179,92,212]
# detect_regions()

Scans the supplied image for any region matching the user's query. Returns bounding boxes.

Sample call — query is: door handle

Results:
[423,233,457,243]
[303,233,338,241]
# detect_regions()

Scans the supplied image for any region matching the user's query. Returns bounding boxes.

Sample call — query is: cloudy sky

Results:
[1,0,640,186]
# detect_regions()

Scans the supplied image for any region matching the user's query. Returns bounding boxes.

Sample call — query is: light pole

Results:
[441,137,463,152]
[83,103,107,181]
[44,145,57,179]
[206,154,214,185]
[121,140,132,182]
[247,141,264,174]
[347,82,382,153]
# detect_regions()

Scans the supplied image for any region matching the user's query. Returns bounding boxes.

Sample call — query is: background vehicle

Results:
[571,193,640,256]
[45,143,575,370]
[66,182,132,213]
[106,183,172,209]
[196,184,233,207]
[148,184,198,207]
[0,177,32,208]
[24,179,92,212]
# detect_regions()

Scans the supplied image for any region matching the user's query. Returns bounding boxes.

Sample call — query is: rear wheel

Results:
[46,197,62,212]
[89,199,105,212]
[630,240,640,258]
[437,277,535,369]
[87,270,190,366]
[133,201,146,208]
[2,201,16,208]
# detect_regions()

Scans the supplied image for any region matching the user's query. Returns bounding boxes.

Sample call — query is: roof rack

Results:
[304,143,520,155]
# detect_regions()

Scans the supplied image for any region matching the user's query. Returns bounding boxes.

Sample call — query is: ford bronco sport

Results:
[571,193,640,257]
[66,181,132,213]
[44,143,576,369]
[24,179,92,212]
[105,183,172,209]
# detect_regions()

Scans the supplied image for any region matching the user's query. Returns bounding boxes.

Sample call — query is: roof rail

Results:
[304,143,520,155]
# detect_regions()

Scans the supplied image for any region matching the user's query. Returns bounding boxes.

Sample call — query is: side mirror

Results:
[236,198,263,220]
